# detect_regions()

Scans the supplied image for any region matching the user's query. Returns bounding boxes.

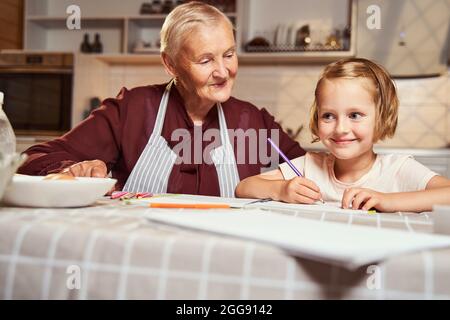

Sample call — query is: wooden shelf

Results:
[127,14,176,20]
[238,50,355,64]
[95,54,162,65]
[27,16,124,28]
[128,17,166,28]
[94,51,355,66]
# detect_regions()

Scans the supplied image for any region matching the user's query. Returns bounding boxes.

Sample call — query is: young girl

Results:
[236,58,450,213]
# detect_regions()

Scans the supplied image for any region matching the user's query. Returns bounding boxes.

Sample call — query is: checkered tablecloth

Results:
[1,199,449,299]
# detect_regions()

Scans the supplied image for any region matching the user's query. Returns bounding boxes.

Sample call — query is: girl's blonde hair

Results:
[309,58,399,143]
[160,1,234,60]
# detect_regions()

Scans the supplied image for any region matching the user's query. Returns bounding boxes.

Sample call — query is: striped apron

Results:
[123,80,240,197]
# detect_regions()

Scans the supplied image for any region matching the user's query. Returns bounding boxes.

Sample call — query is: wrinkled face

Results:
[173,19,238,106]
[317,78,377,160]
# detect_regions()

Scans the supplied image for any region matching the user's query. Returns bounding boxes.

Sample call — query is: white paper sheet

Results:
[250,200,370,214]
[145,209,450,269]
[129,194,370,214]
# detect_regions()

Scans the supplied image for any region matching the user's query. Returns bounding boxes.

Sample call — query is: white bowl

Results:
[0,153,27,202]
[2,174,117,208]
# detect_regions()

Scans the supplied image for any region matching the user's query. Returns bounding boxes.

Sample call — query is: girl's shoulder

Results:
[376,153,414,170]
[376,153,437,191]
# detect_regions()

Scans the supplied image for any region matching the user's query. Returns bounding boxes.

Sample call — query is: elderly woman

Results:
[18,1,305,197]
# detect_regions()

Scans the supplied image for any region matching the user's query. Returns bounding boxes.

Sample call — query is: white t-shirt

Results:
[279,152,438,202]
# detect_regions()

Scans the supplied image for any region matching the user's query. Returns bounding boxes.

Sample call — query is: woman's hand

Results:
[342,188,394,212]
[278,177,322,204]
[60,160,108,178]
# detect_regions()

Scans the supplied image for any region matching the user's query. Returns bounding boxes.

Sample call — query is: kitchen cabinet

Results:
[24,0,236,55]
[23,0,355,64]
[0,0,24,50]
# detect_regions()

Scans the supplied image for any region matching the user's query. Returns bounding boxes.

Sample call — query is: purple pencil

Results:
[268,138,325,204]
[267,138,303,177]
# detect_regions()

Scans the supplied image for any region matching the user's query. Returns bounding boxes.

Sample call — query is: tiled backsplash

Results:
[105,64,450,149]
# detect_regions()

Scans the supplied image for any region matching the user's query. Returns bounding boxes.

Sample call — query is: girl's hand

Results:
[60,159,108,178]
[342,188,393,212]
[278,177,322,204]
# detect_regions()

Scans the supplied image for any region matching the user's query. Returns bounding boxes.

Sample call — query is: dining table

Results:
[1,196,449,300]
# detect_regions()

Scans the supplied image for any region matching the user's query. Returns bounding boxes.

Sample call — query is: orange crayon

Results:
[149,203,230,209]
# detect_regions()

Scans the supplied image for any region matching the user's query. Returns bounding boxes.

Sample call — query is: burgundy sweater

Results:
[18,83,305,196]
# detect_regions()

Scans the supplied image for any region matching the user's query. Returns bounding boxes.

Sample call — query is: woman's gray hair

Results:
[160,1,234,59]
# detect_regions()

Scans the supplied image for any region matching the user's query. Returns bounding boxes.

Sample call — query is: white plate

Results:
[2,174,117,208]
[275,24,288,46]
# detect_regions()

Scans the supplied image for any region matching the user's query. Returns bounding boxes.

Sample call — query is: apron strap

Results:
[152,79,174,136]
[214,103,241,198]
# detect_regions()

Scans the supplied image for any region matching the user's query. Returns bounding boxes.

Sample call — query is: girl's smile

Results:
[330,138,358,146]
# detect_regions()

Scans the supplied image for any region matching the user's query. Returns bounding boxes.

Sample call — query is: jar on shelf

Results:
[80,33,92,53]
[92,33,103,53]
[139,2,153,14]
[174,0,184,7]
[161,0,174,13]
[151,0,163,14]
